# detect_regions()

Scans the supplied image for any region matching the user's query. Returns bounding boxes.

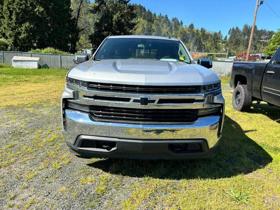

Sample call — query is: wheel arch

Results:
[234,74,247,87]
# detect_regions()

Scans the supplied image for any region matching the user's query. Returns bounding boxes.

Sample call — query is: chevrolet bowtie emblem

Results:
[133,98,156,105]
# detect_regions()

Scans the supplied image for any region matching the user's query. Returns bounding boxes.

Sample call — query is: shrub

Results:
[264,31,280,56]
[30,47,70,55]
[0,38,9,51]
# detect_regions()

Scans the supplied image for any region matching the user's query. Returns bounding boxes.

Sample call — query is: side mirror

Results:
[197,58,213,69]
[73,54,89,64]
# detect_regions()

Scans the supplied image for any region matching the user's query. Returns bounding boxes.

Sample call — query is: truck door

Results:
[262,49,280,106]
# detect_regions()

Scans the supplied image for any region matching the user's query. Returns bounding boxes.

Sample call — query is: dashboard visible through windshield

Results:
[94,38,191,63]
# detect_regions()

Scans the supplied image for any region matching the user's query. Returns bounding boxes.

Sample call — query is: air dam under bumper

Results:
[63,109,223,159]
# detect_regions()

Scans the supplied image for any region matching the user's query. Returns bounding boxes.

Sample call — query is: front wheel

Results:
[232,84,251,111]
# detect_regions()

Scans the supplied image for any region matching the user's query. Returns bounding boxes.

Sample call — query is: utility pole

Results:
[246,0,264,61]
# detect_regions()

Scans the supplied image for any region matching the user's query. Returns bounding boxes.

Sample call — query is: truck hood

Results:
[68,59,220,86]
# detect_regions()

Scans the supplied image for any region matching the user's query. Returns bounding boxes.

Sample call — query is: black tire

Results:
[232,84,252,111]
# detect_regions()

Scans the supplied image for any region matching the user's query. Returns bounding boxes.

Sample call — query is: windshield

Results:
[94,38,191,63]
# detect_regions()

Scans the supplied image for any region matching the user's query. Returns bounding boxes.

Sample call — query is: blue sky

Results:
[130,0,280,36]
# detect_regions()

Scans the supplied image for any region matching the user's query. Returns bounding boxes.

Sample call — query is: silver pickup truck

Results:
[62,35,225,159]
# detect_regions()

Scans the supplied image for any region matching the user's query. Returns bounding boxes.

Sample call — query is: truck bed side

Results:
[230,62,267,100]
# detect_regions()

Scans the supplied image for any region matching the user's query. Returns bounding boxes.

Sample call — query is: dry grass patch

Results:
[0,66,66,107]
[0,80,65,107]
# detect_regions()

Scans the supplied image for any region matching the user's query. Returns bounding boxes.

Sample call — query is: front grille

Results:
[90,106,198,123]
[87,82,202,94]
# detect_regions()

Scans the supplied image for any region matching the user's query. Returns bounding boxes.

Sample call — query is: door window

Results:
[271,49,280,65]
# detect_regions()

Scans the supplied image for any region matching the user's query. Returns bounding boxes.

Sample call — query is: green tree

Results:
[0,0,78,52]
[1,0,40,51]
[0,38,9,50]
[89,0,136,49]
[37,0,79,52]
[71,0,94,50]
[134,4,153,35]
[171,18,182,37]
[0,0,3,31]
[134,9,154,35]
[227,25,274,55]
[152,17,163,36]
[227,27,243,54]
[265,31,280,56]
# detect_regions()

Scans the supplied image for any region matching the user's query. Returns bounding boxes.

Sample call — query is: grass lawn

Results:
[0,66,280,209]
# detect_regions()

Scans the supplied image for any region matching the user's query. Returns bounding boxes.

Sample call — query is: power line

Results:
[265,1,280,18]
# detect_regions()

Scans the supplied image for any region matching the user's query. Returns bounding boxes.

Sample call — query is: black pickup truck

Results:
[230,48,280,111]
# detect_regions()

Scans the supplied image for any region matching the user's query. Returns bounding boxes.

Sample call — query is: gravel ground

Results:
[0,104,131,209]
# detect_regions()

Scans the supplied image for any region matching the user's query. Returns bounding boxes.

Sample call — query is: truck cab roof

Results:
[107,35,180,42]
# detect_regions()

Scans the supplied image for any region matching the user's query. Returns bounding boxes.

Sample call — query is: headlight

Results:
[66,77,87,88]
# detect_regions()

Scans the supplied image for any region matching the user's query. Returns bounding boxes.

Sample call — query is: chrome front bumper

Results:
[63,109,224,159]
[62,87,224,159]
